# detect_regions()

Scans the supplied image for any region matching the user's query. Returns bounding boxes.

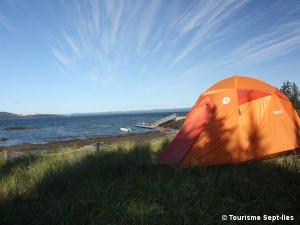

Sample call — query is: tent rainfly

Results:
[158,75,300,167]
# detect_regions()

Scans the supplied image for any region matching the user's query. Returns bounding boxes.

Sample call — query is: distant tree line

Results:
[280,81,300,109]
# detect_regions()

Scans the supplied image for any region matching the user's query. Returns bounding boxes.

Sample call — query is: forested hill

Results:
[0,112,61,120]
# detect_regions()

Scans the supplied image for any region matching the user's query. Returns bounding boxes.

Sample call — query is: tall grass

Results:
[0,138,299,225]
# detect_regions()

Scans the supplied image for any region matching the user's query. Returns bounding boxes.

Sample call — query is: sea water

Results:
[0,112,187,146]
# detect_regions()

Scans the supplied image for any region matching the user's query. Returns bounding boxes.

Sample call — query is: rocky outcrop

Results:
[3,126,41,131]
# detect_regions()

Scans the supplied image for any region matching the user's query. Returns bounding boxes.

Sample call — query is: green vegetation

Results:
[0,138,299,225]
[280,81,300,109]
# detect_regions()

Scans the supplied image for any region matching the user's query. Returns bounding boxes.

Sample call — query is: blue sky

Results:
[1,0,300,114]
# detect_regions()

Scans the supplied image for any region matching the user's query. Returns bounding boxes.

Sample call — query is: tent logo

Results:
[222,97,231,104]
[273,110,284,115]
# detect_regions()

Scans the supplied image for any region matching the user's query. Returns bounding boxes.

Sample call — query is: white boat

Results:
[120,127,131,132]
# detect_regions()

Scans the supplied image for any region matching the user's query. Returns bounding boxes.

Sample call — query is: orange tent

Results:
[158,75,300,167]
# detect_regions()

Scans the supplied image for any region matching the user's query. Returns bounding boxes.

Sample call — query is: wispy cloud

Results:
[217,19,300,70]
[89,0,100,36]
[170,0,249,67]
[104,0,124,45]
[63,32,80,58]
[136,76,158,92]
[0,14,13,31]
[136,0,161,52]
[50,0,300,92]
[52,47,71,67]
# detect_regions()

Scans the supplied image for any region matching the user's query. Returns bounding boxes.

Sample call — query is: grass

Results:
[0,137,299,225]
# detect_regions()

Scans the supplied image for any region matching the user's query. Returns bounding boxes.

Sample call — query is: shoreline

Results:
[0,129,177,152]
